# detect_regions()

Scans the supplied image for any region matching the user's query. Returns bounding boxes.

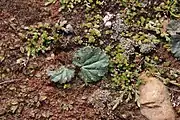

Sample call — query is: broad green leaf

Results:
[47,66,75,84]
[171,35,180,59]
[73,46,109,83]
[167,20,180,59]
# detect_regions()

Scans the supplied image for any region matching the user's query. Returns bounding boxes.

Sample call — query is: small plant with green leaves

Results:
[47,66,75,84]
[76,13,103,45]
[45,0,103,11]
[44,0,180,104]
[47,46,109,84]
[107,42,142,102]
[22,23,59,57]
[21,21,73,57]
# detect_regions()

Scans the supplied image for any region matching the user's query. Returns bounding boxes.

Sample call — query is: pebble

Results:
[103,12,113,23]
[105,21,112,28]
[65,24,74,33]
[139,73,175,120]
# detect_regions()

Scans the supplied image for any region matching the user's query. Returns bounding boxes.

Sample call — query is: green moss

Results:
[87,35,96,43]
[22,22,70,57]
[43,0,180,102]
[89,28,101,37]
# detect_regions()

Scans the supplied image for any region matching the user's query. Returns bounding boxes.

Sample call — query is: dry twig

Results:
[0,79,21,85]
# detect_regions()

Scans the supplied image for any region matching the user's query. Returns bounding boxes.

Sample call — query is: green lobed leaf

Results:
[47,66,75,84]
[171,35,180,59]
[167,20,180,59]
[73,46,109,83]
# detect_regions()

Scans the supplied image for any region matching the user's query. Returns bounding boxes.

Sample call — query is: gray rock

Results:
[105,21,112,28]
[111,14,135,60]
[140,43,156,54]
[88,89,112,110]
[103,12,114,24]
[117,37,135,60]
[139,73,175,120]
[65,24,73,33]
[88,89,116,119]
[112,14,127,39]
[59,20,68,27]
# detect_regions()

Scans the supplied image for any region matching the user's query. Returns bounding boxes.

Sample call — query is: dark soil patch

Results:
[0,0,48,26]
[0,78,99,120]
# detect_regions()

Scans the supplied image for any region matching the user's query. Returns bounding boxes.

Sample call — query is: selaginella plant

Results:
[47,46,109,84]
[21,21,74,57]
[22,23,58,57]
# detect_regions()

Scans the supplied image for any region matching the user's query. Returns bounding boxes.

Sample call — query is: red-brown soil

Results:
[0,0,179,120]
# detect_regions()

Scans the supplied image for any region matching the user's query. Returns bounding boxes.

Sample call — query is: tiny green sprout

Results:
[48,46,109,84]
[63,84,71,89]
[88,35,96,43]
[89,28,101,37]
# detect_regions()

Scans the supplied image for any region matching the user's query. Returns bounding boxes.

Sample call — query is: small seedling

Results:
[47,46,109,84]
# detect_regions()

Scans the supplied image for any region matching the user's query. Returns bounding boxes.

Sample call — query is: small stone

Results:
[59,20,67,27]
[42,111,47,118]
[20,46,25,53]
[46,53,55,60]
[121,113,129,119]
[139,73,175,120]
[88,89,112,110]
[9,86,16,91]
[103,12,113,23]
[65,24,73,33]
[17,106,24,114]
[11,100,18,105]
[105,21,112,28]
[81,96,87,100]
[20,87,27,93]
[36,101,41,107]
[39,95,47,101]
[178,96,180,100]
[34,96,39,103]
[0,55,5,62]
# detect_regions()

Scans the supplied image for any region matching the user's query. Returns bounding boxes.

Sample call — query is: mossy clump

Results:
[72,0,179,101]
[45,0,180,102]
[21,22,73,57]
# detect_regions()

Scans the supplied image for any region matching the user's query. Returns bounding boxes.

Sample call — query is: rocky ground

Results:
[0,0,180,120]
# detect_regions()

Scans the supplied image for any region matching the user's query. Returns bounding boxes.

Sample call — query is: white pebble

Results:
[105,21,112,28]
